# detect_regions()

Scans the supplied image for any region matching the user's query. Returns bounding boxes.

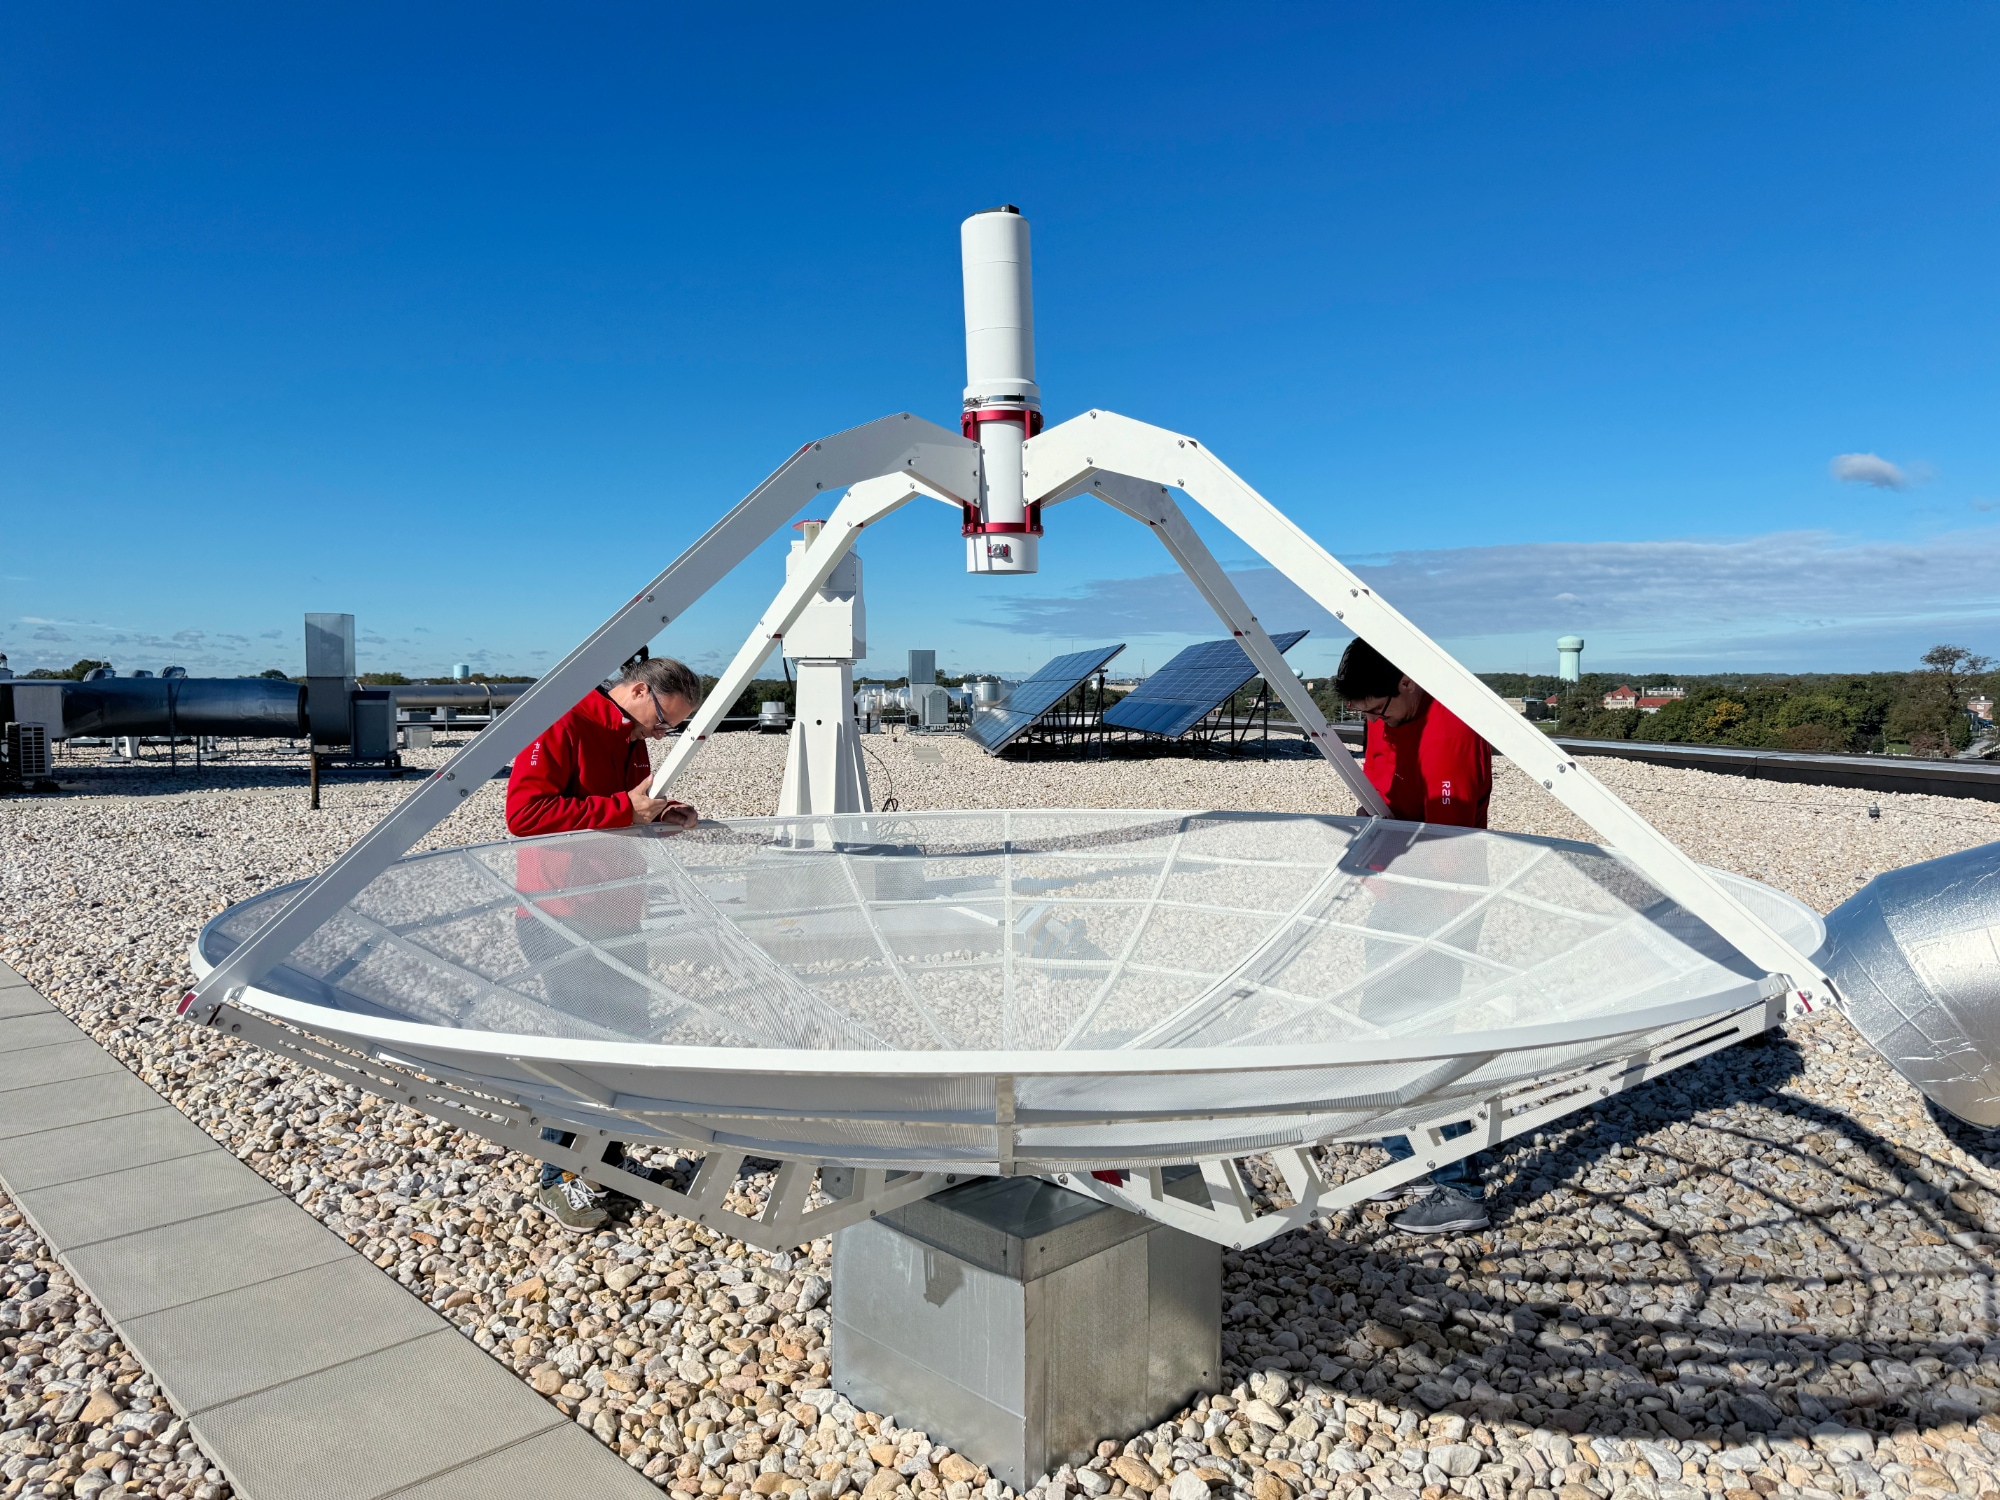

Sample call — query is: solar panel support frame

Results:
[963,643,1127,756]
[1100,630,1309,749]
[1085,472,1388,810]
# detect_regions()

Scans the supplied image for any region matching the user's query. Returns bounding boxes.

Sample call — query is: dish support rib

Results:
[178,989,1784,1253]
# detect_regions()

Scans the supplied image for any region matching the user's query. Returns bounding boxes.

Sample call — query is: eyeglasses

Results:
[644,685,679,735]
[1345,699,1389,721]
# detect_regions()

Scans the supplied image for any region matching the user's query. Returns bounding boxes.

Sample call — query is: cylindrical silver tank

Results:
[1822,839,2000,1125]
[54,679,306,739]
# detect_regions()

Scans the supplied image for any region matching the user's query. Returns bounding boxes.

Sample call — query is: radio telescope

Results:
[184,206,1836,1251]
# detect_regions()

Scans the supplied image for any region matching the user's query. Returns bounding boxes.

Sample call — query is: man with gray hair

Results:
[506,653,702,837]
[507,653,703,1229]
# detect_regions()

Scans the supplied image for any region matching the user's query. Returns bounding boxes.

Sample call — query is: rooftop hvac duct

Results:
[50,678,306,740]
[305,612,356,747]
[1822,839,2000,1126]
[382,682,525,713]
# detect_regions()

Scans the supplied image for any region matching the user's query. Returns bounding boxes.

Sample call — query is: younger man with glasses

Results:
[1334,638,1495,1235]
[506,655,702,1229]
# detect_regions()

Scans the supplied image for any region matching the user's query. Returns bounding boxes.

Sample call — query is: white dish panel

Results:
[192,810,1823,1171]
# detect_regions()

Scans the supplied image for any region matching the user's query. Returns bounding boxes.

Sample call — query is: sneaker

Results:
[1391,1186,1491,1235]
[1367,1177,1433,1203]
[592,1159,685,1220]
[534,1177,609,1232]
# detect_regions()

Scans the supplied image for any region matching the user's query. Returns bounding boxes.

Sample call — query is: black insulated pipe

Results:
[53,679,307,739]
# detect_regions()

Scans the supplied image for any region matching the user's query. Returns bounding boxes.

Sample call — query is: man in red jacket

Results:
[506,655,701,837]
[1335,638,1496,1237]
[507,654,701,1230]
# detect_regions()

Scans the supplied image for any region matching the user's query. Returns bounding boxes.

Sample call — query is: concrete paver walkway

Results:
[0,960,655,1500]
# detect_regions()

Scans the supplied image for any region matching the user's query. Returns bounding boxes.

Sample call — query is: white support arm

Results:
[1088,471,1389,817]
[192,413,980,1005]
[648,474,928,798]
[1026,410,1833,1004]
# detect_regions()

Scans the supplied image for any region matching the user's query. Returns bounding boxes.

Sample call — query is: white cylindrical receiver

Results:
[961,206,1039,414]
[961,205,1041,574]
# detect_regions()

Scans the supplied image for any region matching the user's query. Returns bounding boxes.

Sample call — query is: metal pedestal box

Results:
[351,690,395,760]
[831,1177,1220,1491]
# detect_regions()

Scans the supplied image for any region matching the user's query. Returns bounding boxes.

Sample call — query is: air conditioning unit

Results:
[351,691,396,760]
[914,685,952,730]
[5,722,52,784]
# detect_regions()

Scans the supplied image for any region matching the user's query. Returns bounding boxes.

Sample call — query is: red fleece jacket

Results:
[506,688,652,837]
[1363,699,1493,828]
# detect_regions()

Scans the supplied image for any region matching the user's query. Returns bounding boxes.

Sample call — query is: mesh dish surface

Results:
[194,809,1825,1169]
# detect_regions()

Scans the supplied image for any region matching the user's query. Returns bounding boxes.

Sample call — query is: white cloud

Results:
[972,527,2000,670]
[1830,452,1912,490]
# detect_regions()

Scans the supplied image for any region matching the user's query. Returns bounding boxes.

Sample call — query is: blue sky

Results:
[4,4,1996,684]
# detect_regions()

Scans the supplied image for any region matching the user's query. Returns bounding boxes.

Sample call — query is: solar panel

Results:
[1102,630,1309,738]
[964,644,1125,753]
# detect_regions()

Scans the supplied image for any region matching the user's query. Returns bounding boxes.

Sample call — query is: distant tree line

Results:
[21,659,113,680]
[1477,645,1995,758]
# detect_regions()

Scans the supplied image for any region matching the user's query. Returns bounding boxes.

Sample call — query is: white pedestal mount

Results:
[777,521,872,817]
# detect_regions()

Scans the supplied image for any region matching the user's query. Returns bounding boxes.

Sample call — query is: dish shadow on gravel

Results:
[1233,1027,2000,1444]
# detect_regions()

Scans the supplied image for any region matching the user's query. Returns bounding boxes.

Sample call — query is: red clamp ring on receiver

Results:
[961,501,1043,538]
[961,407,1045,441]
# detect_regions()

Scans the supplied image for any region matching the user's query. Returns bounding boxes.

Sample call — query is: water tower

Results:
[1558,634,1584,681]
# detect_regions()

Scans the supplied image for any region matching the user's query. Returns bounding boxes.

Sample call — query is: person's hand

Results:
[629,781,697,829]
[628,782,671,824]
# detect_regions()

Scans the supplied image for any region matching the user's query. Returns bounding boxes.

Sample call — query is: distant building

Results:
[1602,684,1680,714]
[1973,695,1995,724]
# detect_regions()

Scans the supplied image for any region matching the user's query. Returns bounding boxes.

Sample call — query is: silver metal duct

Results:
[1823,839,2000,1126]
[381,683,524,712]
[53,679,306,740]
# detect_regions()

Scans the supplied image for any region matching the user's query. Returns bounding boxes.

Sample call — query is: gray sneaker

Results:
[534,1177,609,1232]
[1391,1186,1490,1235]
[1367,1177,1433,1203]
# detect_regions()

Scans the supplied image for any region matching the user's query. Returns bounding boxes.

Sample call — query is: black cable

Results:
[860,737,899,811]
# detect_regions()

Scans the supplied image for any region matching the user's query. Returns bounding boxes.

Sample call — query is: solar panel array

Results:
[1101,630,1309,738]
[964,643,1125,753]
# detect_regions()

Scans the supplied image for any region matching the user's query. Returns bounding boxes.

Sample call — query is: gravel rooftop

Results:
[6,728,2000,1500]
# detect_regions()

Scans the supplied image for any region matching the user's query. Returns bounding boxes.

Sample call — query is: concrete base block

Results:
[832,1177,1220,1490]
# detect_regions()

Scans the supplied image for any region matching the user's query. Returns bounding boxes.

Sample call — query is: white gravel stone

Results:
[0,1186,228,1497]
[8,729,2000,1500]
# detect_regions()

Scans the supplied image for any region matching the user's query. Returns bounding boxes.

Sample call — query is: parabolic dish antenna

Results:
[193,810,1822,1175]
[182,204,1843,1249]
